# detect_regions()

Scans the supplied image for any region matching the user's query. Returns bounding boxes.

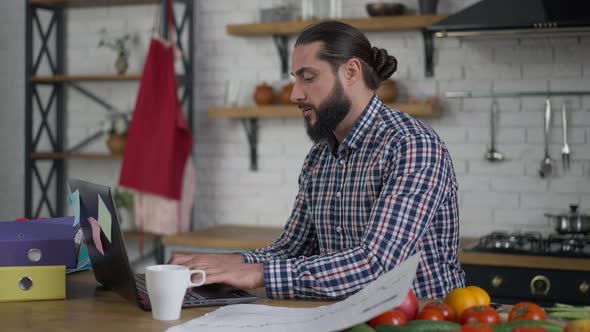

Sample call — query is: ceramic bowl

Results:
[366,3,406,17]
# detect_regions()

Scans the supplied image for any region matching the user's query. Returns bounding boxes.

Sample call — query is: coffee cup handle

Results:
[188,270,206,288]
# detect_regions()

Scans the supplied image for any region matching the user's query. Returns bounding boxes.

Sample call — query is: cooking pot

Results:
[545,204,590,234]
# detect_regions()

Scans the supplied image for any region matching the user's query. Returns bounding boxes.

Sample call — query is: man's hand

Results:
[168,253,265,290]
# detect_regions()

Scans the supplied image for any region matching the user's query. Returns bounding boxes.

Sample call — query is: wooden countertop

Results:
[0,270,333,331]
[162,225,283,250]
[459,238,590,272]
[161,227,590,271]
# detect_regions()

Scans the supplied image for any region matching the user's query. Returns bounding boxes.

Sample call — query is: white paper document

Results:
[167,253,419,332]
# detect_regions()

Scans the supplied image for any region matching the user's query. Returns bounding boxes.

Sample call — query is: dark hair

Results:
[295,21,397,90]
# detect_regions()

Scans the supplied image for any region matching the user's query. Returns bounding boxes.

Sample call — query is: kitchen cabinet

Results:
[460,238,590,305]
[25,0,194,218]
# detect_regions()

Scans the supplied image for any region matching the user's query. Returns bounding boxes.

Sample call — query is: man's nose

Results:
[290,82,305,103]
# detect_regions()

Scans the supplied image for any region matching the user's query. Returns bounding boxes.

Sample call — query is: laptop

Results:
[69,178,258,311]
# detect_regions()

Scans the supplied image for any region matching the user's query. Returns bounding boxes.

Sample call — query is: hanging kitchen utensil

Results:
[485,99,504,162]
[539,98,552,178]
[545,205,590,235]
[561,102,571,172]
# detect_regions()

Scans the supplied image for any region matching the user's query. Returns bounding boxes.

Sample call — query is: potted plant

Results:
[113,187,134,230]
[98,30,135,74]
[104,113,129,155]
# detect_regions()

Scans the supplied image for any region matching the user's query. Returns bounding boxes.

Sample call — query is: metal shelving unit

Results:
[24,0,194,218]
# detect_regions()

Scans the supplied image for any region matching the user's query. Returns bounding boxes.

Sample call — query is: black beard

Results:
[302,78,352,144]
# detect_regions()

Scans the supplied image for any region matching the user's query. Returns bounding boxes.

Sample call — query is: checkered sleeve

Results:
[241,152,319,265]
[261,133,454,299]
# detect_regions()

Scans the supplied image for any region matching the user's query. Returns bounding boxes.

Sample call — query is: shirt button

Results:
[339,159,346,165]
[336,226,342,233]
[335,192,341,198]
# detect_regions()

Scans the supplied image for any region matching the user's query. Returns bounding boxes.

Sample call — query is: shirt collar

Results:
[341,94,382,152]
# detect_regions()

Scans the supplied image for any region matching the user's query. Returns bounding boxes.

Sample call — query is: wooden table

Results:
[0,270,332,332]
[161,225,284,261]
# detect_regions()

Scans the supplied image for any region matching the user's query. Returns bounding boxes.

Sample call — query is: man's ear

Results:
[341,58,363,85]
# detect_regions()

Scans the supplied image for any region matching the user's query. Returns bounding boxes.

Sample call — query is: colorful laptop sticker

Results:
[67,189,80,227]
[87,217,105,255]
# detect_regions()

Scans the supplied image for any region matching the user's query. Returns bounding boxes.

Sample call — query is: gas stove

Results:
[465,231,590,258]
[461,231,590,305]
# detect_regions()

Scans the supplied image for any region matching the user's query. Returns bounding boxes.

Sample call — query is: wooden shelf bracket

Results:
[272,35,290,79]
[241,118,259,171]
[422,29,435,77]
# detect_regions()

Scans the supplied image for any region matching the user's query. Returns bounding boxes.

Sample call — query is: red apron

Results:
[119,2,191,200]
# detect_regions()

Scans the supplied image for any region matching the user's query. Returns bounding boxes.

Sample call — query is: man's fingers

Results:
[168,254,195,265]
[198,273,225,285]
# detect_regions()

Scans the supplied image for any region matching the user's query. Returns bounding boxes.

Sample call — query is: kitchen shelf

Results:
[208,103,439,171]
[227,15,447,36]
[30,74,142,83]
[30,153,122,160]
[29,0,159,7]
[208,103,438,119]
[226,15,446,77]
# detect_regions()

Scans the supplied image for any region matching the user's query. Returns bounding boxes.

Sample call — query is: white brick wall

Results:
[0,0,25,220]
[1,0,589,237]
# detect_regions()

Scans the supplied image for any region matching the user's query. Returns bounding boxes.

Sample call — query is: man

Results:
[170,21,465,300]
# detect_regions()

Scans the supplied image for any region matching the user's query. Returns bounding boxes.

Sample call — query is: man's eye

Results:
[303,76,314,82]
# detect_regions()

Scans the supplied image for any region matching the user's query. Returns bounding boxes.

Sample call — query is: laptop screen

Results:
[69,179,141,306]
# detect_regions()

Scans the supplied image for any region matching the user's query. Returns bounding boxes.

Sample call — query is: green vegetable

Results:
[549,311,590,320]
[347,323,375,332]
[546,303,590,320]
[374,320,461,332]
[492,319,564,332]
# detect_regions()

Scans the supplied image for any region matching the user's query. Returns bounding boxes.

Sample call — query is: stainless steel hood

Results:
[429,0,590,37]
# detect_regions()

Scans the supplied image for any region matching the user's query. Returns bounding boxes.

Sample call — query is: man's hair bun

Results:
[371,47,397,80]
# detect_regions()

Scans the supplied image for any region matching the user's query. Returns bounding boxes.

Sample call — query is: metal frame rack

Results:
[24,0,194,219]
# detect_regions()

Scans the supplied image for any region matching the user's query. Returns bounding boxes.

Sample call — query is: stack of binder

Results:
[0,217,77,302]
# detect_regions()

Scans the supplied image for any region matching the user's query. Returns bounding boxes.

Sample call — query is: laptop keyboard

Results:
[135,274,206,302]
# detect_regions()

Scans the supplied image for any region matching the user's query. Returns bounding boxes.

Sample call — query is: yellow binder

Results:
[0,265,65,302]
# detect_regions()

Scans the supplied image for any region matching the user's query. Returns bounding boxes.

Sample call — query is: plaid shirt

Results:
[242,95,465,300]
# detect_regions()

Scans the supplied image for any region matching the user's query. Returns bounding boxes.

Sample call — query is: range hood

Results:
[430,0,590,37]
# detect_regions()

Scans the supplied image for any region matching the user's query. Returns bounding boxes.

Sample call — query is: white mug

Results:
[145,264,206,321]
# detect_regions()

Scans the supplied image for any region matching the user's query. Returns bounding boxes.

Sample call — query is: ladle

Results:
[485,100,504,162]
[539,98,553,178]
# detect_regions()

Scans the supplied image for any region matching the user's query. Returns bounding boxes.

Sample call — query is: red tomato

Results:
[508,302,547,322]
[394,289,419,320]
[565,319,590,332]
[422,302,456,322]
[511,326,548,332]
[460,305,501,325]
[368,309,408,328]
[460,322,494,332]
[416,308,446,321]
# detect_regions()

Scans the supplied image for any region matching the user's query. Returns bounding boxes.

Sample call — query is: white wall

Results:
[1,0,589,237]
[0,1,25,220]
